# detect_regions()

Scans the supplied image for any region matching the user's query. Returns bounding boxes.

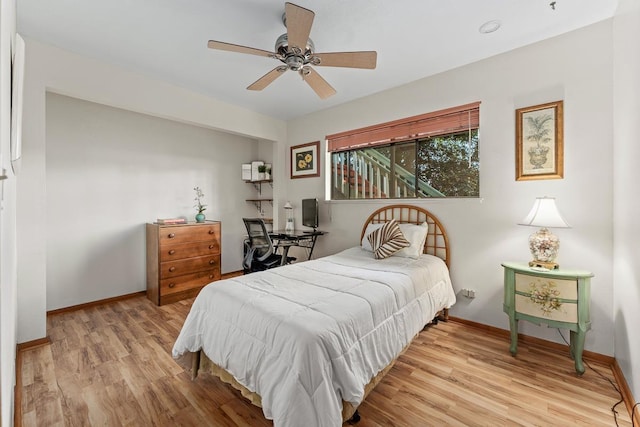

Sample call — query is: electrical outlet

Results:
[461,288,476,299]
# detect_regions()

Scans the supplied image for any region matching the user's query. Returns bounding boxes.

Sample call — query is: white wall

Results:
[45,93,260,309]
[287,21,616,356]
[613,0,640,402]
[0,0,18,423]
[18,38,286,342]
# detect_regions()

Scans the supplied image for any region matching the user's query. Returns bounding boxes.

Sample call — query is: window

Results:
[327,103,480,199]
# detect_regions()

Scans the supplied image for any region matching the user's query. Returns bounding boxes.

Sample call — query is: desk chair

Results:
[242,218,295,274]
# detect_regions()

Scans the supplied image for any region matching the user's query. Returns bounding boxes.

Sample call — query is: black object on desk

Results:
[269,229,326,265]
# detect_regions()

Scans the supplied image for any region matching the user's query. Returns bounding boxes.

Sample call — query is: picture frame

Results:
[515,100,564,181]
[290,141,320,179]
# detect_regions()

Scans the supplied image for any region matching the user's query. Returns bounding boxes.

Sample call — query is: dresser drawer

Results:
[160,255,221,279]
[160,269,220,295]
[514,273,578,323]
[158,223,221,245]
[159,241,220,262]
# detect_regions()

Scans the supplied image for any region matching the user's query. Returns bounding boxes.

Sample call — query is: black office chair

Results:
[242,218,295,274]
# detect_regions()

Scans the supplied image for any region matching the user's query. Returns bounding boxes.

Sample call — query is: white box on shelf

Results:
[242,164,252,181]
[251,161,264,181]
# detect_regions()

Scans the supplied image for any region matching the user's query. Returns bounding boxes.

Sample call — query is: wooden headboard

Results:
[360,204,450,268]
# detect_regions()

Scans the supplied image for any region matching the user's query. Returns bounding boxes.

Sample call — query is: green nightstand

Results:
[502,262,593,375]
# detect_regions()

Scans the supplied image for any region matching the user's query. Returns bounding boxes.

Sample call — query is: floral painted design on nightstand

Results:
[529,280,562,316]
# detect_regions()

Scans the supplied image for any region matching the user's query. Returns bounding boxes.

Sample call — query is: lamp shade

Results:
[519,197,570,228]
[284,201,293,209]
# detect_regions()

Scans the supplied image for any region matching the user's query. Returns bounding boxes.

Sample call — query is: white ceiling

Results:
[17,0,617,121]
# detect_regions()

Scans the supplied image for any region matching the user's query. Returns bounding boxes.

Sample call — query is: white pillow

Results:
[395,222,429,259]
[361,223,384,251]
[361,221,428,259]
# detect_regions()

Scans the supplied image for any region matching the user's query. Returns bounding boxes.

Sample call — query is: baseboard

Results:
[450,316,638,421]
[221,270,244,279]
[45,274,245,317]
[46,276,243,316]
[15,336,52,427]
[14,349,22,427]
[16,336,50,352]
[612,359,640,424]
[46,291,146,316]
[449,316,614,364]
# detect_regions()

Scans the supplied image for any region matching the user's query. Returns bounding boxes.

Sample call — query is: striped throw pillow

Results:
[367,219,411,259]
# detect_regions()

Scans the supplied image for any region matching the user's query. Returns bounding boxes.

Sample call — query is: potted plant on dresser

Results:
[194,186,207,222]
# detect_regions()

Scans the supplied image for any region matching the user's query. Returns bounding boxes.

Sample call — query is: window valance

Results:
[327,102,480,153]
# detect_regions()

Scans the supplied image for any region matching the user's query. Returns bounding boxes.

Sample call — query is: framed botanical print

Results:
[290,141,320,179]
[515,100,564,181]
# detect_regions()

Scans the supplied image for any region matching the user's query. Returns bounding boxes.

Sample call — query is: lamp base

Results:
[529,260,559,270]
[528,227,561,269]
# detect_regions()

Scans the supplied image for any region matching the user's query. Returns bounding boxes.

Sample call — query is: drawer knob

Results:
[168,233,175,238]
[169,266,176,272]
[209,245,215,249]
[168,283,176,288]
[209,275,214,279]
[209,260,215,265]
[208,230,215,234]
[168,249,176,255]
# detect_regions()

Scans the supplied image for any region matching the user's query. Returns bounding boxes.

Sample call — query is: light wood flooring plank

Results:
[18,295,631,426]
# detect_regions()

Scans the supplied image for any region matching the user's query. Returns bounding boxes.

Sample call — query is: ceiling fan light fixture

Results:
[275,33,314,56]
[285,55,305,71]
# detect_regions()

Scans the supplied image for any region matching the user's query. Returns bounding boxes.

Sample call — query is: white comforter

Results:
[172,247,456,427]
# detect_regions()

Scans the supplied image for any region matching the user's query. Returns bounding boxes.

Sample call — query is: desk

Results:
[269,230,326,265]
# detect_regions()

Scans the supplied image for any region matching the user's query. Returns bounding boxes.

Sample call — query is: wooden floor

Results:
[18,295,631,426]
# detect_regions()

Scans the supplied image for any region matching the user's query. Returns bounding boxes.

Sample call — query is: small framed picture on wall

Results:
[290,141,320,179]
[515,100,564,181]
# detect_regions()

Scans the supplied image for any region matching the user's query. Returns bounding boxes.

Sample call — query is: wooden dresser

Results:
[146,221,221,305]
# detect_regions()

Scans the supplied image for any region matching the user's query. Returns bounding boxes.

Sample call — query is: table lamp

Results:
[519,197,570,270]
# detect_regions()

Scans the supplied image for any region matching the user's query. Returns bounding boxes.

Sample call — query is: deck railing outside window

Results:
[331,130,479,200]
[327,102,480,200]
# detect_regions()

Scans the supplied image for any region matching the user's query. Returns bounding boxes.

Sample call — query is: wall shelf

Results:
[244,174,273,223]
[246,199,273,212]
[243,179,273,194]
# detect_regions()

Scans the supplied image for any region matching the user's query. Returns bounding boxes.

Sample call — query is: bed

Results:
[172,204,456,426]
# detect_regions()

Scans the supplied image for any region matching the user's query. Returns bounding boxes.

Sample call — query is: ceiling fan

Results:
[207,2,377,99]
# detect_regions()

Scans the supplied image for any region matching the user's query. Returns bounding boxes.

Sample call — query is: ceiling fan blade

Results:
[247,66,288,91]
[311,51,377,69]
[208,40,274,58]
[285,2,314,52]
[301,68,336,99]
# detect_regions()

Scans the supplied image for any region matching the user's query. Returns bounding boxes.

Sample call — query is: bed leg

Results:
[348,410,361,424]
[191,350,201,380]
[430,308,450,326]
